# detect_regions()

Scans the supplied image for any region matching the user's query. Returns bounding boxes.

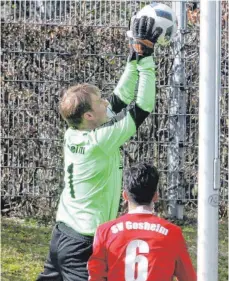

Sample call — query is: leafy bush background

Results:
[1,1,228,218]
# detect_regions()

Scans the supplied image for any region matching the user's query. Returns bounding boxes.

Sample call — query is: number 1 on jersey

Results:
[125,239,149,281]
[67,163,75,198]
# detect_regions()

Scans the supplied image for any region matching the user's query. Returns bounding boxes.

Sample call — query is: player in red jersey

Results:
[88,163,197,281]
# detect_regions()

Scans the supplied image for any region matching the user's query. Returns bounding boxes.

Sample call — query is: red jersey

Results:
[88,209,197,281]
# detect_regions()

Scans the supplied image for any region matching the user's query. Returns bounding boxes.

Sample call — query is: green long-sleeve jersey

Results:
[56,56,156,236]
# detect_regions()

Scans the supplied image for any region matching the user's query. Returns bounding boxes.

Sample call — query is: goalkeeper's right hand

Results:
[127,16,162,60]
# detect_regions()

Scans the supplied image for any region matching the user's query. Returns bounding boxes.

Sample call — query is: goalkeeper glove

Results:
[127,16,163,60]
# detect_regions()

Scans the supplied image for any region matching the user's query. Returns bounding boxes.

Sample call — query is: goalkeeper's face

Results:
[88,92,109,127]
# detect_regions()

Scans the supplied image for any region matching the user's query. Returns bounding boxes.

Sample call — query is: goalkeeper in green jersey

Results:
[37,16,162,281]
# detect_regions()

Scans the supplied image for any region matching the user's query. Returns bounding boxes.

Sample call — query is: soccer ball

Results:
[128,3,178,43]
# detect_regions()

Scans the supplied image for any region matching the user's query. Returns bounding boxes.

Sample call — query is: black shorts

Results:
[36,223,93,281]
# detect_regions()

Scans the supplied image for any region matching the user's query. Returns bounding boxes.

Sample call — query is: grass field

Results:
[1,217,228,281]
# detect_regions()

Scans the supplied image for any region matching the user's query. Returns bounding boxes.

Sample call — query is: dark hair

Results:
[59,83,99,128]
[124,163,159,205]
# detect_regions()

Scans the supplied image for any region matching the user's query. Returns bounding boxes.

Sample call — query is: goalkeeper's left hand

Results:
[127,16,163,60]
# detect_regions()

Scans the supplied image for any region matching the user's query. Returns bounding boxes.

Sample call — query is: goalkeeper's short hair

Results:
[59,83,100,128]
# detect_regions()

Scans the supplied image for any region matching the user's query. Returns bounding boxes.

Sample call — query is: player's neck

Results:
[128,203,152,213]
[77,122,95,131]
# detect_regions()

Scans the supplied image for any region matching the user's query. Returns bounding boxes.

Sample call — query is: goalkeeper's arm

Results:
[108,60,138,115]
[108,15,161,116]
[91,55,156,154]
